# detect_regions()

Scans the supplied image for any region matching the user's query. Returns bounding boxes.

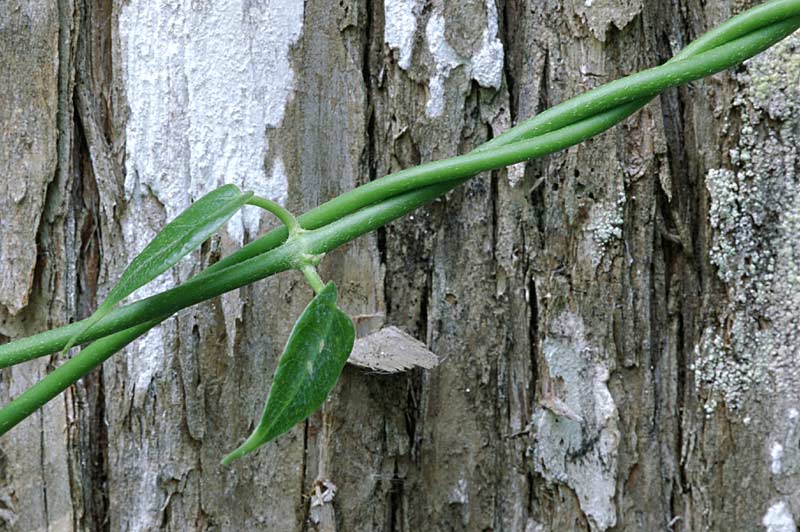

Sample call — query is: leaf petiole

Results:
[301,265,326,295]
[0,0,798,457]
[247,196,302,236]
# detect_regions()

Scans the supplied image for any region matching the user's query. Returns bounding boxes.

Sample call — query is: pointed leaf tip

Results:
[63,185,253,353]
[223,282,355,464]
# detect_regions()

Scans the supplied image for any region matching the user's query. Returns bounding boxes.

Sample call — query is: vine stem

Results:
[0,319,161,435]
[1,4,798,369]
[198,0,800,278]
[247,196,302,236]
[0,1,798,437]
[301,266,326,295]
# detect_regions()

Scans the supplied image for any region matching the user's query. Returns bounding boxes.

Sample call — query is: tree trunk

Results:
[1,0,798,530]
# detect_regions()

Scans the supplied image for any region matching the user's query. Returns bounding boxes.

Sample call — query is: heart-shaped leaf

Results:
[63,184,253,353]
[222,282,355,464]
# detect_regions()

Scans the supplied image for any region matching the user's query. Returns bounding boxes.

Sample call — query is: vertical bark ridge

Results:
[0,1,798,530]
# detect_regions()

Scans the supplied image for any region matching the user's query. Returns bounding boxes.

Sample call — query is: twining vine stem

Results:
[0,0,798,440]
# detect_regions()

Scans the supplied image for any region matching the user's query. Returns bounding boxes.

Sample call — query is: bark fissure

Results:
[1,1,799,530]
[38,410,50,530]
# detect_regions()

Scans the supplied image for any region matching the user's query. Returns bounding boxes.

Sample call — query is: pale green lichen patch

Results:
[585,189,626,269]
[737,33,800,120]
[693,33,800,415]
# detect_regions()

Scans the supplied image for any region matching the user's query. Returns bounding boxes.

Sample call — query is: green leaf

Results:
[222,282,355,465]
[63,184,253,353]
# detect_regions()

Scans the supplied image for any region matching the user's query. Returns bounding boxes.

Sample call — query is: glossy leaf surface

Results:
[64,184,253,352]
[222,282,355,464]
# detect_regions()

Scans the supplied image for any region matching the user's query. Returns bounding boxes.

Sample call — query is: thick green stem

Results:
[0,184,451,368]
[0,103,643,368]
[673,0,800,60]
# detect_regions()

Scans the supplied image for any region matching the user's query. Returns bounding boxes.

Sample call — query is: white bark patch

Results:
[118,0,303,394]
[766,408,800,490]
[448,477,469,505]
[533,311,619,531]
[424,13,461,118]
[771,442,785,475]
[384,0,422,70]
[470,0,504,90]
[583,189,626,269]
[448,476,470,526]
[119,0,301,235]
[424,0,504,118]
[763,502,797,532]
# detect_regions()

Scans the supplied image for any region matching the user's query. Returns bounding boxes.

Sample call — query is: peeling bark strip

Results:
[1,1,799,530]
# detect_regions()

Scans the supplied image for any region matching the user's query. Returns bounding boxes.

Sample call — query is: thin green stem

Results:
[674,0,800,60]
[247,196,302,236]
[193,6,800,281]
[301,266,326,295]
[0,319,160,437]
[0,240,299,368]
[0,3,797,372]
[478,14,800,150]
[1,0,798,439]
[0,103,640,368]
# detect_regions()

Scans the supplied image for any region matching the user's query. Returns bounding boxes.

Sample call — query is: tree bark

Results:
[1,0,798,530]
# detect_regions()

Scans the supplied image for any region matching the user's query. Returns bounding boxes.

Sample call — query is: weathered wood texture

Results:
[1,0,798,530]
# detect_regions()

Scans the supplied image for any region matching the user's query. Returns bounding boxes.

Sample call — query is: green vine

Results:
[1,0,798,462]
